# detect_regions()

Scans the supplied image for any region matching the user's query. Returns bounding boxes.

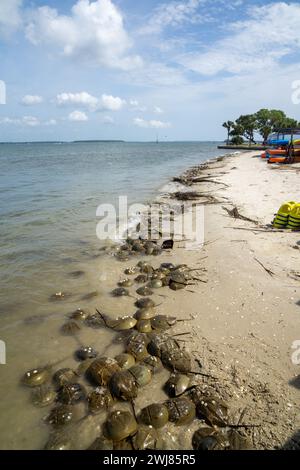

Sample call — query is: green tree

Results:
[255,109,298,143]
[235,114,257,145]
[222,120,234,144]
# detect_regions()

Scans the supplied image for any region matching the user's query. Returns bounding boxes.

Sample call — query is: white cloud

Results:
[139,0,207,35]
[56,92,125,111]
[129,99,147,111]
[0,0,23,37]
[21,95,43,106]
[100,94,125,111]
[154,106,163,114]
[68,110,88,122]
[134,117,171,129]
[56,92,98,110]
[0,115,41,126]
[25,0,142,70]
[179,2,300,76]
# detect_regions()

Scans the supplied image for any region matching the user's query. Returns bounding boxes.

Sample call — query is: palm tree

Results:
[222,121,234,144]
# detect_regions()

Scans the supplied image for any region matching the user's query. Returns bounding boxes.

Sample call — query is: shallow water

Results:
[0,141,230,449]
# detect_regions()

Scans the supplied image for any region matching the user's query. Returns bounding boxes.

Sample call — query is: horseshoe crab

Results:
[49,292,68,301]
[70,308,89,321]
[105,410,137,441]
[188,386,228,427]
[61,320,81,336]
[134,307,155,320]
[132,241,145,253]
[169,281,186,291]
[111,287,130,297]
[22,367,51,387]
[150,315,177,331]
[140,264,154,275]
[132,425,162,450]
[135,297,155,309]
[115,353,135,370]
[148,279,163,289]
[76,346,98,361]
[88,437,114,450]
[44,433,72,450]
[124,266,139,275]
[160,263,175,270]
[31,385,56,407]
[136,319,152,333]
[45,405,74,427]
[139,404,169,429]
[141,355,162,372]
[144,241,156,255]
[116,251,130,261]
[125,332,149,360]
[147,333,180,359]
[109,370,138,401]
[161,349,192,373]
[58,383,86,405]
[192,427,227,451]
[118,279,133,288]
[87,357,121,386]
[164,373,190,397]
[128,365,152,387]
[76,359,94,376]
[87,387,113,414]
[165,397,196,426]
[85,312,104,329]
[136,286,153,297]
[53,368,77,388]
[101,313,137,331]
[134,274,148,284]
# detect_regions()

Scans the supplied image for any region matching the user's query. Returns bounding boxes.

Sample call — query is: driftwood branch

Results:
[254,258,275,277]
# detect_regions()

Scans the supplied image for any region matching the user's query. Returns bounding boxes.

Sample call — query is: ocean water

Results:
[0,141,230,449]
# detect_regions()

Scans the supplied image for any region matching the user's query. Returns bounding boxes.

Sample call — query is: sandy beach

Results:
[146,150,300,449]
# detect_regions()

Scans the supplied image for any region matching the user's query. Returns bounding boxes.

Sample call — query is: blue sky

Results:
[0,0,300,141]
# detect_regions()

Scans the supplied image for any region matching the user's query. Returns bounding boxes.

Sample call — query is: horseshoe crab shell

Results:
[165,397,196,426]
[31,385,56,407]
[107,316,137,331]
[128,365,152,387]
[135,298,155,309]
[115,353,135,370]
[58,383,86,405]
[134,307,155,321]
[151,315,177,331]
[109,370,138,401]
[105,410,138,441]
[164,373,190,397]
[45,405,74,427]
[70,308,89,321]
[139,404,169,429]
[136,286,153,297]
[111,287,131,297]
[53,368,77,388]
[161,349,191,373]
[87,357,121,386]
[87,387,113,413]
[118,278,133,287]
[22,367,50,387]
[136,319,152,333]
[132,425,162,450]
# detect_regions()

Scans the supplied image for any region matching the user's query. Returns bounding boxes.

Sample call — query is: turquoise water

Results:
[0,141,230,449]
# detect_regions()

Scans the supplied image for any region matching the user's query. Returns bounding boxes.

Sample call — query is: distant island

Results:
[73,140,125,143]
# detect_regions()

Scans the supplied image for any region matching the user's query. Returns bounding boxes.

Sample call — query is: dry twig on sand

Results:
[222,206,259,225]
[254,257,275,277]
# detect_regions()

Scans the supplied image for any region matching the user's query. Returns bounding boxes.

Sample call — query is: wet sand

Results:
[1,150,299,449]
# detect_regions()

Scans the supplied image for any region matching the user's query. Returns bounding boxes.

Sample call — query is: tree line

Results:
[222,109,299,145]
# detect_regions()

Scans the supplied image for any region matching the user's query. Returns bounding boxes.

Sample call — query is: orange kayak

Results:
[266,149,287,156]
[268,157,286,163]
[261,152,266,158]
